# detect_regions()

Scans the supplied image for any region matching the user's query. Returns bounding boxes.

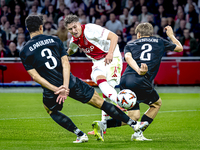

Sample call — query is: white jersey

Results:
[69,23,121,62]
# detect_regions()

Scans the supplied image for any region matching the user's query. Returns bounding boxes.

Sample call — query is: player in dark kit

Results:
[100,23,183,141]
[20,15,149,143]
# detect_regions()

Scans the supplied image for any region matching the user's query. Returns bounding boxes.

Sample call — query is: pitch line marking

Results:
[0,109,199,121]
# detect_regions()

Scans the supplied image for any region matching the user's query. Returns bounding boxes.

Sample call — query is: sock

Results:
[101,95,113,121]
[50,111,84,136]
[100,101,136,125]
[107,119,122,128]
[141,114,153,131]
[102,110,110,121]
[97,79,118,104]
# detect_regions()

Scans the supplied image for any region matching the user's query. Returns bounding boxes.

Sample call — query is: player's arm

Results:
[61,55,70,91]
[165,25,183,52]
[28,69,68,104]
[125,52,148,76]
[27,69,59,92]
[105,31,118,65]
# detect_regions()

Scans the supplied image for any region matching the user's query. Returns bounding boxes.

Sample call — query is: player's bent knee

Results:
[43,104,53,115]
[156,98,162,107]
[150,98,162,109]
[91,69,105,83]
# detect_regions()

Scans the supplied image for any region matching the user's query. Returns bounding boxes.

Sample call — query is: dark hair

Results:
[64,14,79,27]
[25,15,43,33]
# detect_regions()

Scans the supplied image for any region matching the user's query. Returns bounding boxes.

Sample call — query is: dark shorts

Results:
[43,76,95,111]
[120,73,159,110]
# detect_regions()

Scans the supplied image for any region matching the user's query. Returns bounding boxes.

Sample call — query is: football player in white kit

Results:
[64,14,123,134]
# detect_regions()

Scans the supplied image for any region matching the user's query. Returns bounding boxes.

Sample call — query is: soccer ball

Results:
[117,89,137,109]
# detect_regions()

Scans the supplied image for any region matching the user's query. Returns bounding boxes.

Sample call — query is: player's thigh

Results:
[91,60,106,83]
[43,94,63,112]
[69,76,95,104]
[91,57,122,84]
[87,90,104,109]
[149,97,162,108]
[142,89,160,106]
[106,57,122,85]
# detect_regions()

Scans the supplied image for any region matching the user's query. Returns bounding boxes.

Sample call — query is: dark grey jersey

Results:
[123,36,176,82]
[20,34,76,97]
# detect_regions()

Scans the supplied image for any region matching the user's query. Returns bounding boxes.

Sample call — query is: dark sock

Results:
[101,101,136,125]
[141,114,153,131]
[107,119,122,128]
[50,111,84,136]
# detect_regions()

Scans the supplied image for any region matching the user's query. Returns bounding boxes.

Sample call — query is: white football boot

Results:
[73,133,89,143]
[92,121,107,141]
[131,130,152,141]
[131,121,149,132]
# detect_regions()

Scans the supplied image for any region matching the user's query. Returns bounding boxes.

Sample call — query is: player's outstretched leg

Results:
[44,105,88,143]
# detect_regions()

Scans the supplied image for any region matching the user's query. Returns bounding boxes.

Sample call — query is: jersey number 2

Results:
[41,48,57,69]
[140,44,152,61]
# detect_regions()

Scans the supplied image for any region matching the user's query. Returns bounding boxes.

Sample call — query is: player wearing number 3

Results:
[104,23,183,141]
[65,14,123,133]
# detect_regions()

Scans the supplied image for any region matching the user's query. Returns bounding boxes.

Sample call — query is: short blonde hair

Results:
[135,22,153,37]
[64,14,79,27]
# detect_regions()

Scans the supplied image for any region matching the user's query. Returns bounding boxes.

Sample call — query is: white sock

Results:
[101,110,110,121]
[97,79,118,104]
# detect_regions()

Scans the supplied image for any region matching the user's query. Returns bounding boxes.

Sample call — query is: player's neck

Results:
[140,36,150,38]
[30,31,43,39]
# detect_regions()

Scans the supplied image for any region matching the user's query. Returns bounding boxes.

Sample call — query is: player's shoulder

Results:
[85,23,101,28]
[85,23,103,32]
[84,23,104,39]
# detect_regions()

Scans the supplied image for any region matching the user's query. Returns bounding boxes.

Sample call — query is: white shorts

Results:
[91,57,123,87]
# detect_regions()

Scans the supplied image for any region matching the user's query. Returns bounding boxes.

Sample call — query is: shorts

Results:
[91,57,122,86]
[43,76,95,111]
[120,73,159,110]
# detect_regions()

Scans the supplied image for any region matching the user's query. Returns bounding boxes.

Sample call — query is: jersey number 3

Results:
[41,48,57,69]
[140,44,152,61]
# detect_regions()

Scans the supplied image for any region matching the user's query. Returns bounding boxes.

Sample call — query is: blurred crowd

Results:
[0,0,200,58]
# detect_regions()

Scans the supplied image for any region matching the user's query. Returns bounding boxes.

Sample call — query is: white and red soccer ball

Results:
[117,89,137,109]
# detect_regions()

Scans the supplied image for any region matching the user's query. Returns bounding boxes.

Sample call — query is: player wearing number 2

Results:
[104,23,183,141]
[20,15,149,143]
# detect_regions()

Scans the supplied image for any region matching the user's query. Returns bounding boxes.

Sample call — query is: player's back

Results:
[20,34,66,95]
[123,36,176,82]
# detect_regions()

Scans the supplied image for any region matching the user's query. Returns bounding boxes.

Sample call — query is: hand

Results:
[137,63,148,75]
[165,26,174,38]
[54,86,70,104]
[104,53,113,65]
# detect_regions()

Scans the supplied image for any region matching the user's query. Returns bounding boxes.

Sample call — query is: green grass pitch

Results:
[0,92,200,150]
